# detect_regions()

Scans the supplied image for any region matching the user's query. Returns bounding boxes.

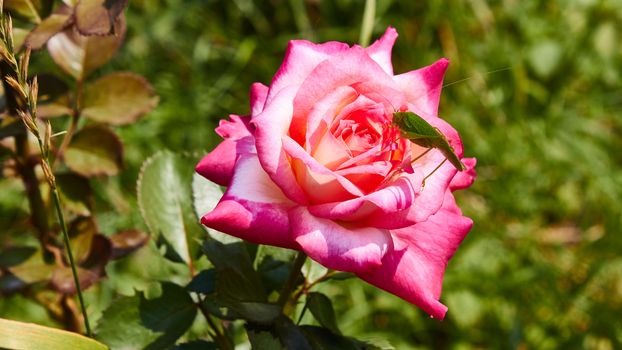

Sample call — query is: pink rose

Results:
[196,27,476,320]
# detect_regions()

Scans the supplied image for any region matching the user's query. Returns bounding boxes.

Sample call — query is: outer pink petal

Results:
[215,114,252,139]
[360,191,473,320]
[201,151,298,249]
[394,58,449,117]
[266,39,349,106]
[252,86,309,204]
[450,157,477,191]
[196,115,252,186]
[365,27,398,75]
[250,82,269,118]
[196,140,237,186]
[290,207,393,274]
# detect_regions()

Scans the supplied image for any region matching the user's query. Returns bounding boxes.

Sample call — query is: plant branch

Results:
[277,251,307,314]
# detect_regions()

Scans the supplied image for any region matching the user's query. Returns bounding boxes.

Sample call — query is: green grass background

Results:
[3,0,622,348]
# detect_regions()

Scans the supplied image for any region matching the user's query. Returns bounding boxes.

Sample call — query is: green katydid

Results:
[392,111,466,175]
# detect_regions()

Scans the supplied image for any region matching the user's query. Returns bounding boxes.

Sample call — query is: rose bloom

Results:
[196,27,476,319]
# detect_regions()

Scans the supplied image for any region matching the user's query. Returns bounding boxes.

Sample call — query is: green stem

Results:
[278,251,307,312]
[51,187,91,337]
[359,0,376,46]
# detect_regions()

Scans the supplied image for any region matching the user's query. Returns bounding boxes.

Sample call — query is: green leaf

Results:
[95,282,197,350]
[74,0,128,36]
[171,340,218,350]
[203,240,266,301]
[56,173,93,216]
[64,124,123,177]
[186,268,216,294]
[47,14,126,80]
[0,317,108,350]
[255,245,297,293]
[8,249,55,284]
[218,299,281,324]
[81,72,159,126]
[0,246,37,267]
[306,292,340,335]
[246,327,285,350]
[109,229,150,260]
[137,151,204,266]
[300,326,362,350]
[274,316,312,350]
[24,12,72,50]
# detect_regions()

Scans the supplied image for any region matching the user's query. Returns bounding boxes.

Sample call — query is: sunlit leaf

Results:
[75,0,128,36]
[24,12,72,50]
[137,151,204,265]
[47,13,126,80]
[95,282,197,350]
[306,292,340,335]
[64,124,123,177]
[81,72,159,125]
[109,229,149,260]
[0,317,108,350]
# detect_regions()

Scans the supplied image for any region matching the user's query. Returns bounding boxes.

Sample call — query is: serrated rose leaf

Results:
[75,0,128,36]
[64,124,123,177]
[24,13,72,50]
[47,13,126,79]
[137,151,204,265]
[81,72,159,125]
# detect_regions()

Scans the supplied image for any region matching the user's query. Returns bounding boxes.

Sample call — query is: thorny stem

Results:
[278,251,307,314]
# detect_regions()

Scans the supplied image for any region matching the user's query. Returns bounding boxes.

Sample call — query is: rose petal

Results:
[292,46,402,142]
[195,139,237,186]
[196,115,253,186]
[450,157,477,191]
[215,114,252,140]
[359,191,473,320]
[282,136,365,203]
[250,82,269,118]
[252,86,309,204]
[201,152,297,249]
[266,39,349,106]
[306,85,358,152]
[394,58,449,117]
[307,174,419,224]
[290,207,393,274]
[365,27,398,76]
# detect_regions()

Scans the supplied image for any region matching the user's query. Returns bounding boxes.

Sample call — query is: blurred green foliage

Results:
[2,0,621,348]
